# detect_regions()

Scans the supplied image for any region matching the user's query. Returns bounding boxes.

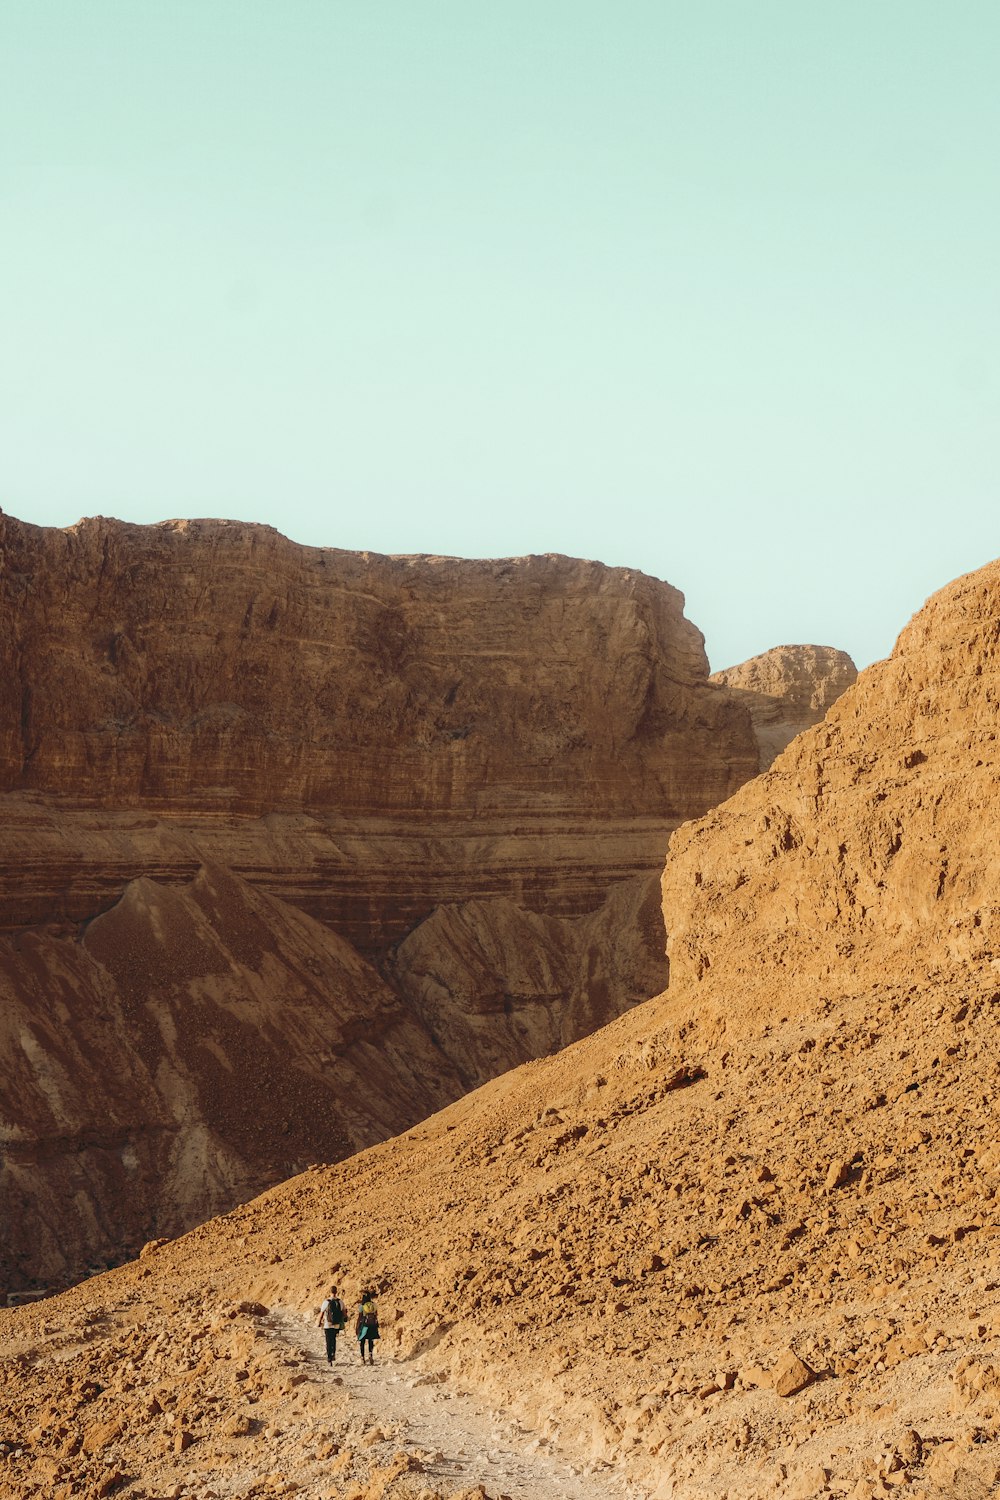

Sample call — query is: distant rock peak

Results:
[711,643,858,770]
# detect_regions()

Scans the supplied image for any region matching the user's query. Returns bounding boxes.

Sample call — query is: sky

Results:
[1,2,998,672]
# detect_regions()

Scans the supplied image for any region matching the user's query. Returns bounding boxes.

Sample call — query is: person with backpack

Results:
[317,1285,346,1364]
[355,1288,380,1364]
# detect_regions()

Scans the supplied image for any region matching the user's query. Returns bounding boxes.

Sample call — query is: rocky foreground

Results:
[1,563,998,1498]
[1,957,996,1499]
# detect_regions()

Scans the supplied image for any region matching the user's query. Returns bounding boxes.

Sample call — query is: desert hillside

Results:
[2,511,790,1290]
[2,562,998,1500]
[668,564,1000,1010]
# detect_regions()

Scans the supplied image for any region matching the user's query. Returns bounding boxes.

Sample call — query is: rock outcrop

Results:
[3,559,997,1499]
[711,643,857,769]
[0,511,754,824]
[667,564,1000,1016]
[0,863,466,1291]
[0,510,764,1286]
[0,860,668,1292]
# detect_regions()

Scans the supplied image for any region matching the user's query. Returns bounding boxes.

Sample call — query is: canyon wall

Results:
[0,512,757,947]
[0,510,766,1289]
[0,512,752,818]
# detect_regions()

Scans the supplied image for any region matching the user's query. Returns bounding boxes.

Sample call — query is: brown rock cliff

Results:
[0,511,757,948]
[0,512,753,824]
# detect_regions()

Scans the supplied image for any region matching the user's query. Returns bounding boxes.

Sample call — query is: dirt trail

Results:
[270,1309,649,1500]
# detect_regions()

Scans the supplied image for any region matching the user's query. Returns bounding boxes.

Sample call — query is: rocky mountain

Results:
[711,644,858,770]
[0,512,752,828]
[0,863,464,1292]
[1,510,774,1290]
[2,559,996,1500]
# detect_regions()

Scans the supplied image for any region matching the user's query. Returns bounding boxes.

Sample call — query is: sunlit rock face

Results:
[0,512,758,945]
[669,561,1000,1008]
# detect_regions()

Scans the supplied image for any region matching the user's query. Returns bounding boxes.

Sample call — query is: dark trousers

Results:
[359,1336,374,1360]
[324,1328,339,1361]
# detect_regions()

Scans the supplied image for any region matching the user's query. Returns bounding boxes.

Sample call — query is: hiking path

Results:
[270,1308,650,1500]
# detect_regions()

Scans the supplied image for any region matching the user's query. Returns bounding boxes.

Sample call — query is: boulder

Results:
[770,1351,817,1397]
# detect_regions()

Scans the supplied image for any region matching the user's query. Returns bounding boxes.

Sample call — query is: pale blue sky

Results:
[2,2,997,670]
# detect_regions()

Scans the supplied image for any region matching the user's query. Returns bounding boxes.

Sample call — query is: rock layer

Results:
[0,510,759,946]
[0,512,754,823]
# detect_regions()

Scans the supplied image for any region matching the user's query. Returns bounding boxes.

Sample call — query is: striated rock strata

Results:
[0,511,753,824]
[0,511,759,945]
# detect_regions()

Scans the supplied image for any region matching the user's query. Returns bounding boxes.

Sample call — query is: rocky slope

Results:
[0,863,466,1292]
[2,564,999,1499]
[668,567,1000,1014]
[1,510,764,1288]
[711,644,858,770]
[0,855,665,1295]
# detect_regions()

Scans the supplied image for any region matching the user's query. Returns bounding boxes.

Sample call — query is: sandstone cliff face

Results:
[0,511,757,947]
[3,556,1000,1498]
[0,512,753,822]
[666,563,1000,1018]
[0,511,755,1288]
[710,643,858,770]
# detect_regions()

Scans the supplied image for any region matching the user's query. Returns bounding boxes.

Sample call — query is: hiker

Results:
[355,1288,380,1364]
[317,1285,347,1363]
